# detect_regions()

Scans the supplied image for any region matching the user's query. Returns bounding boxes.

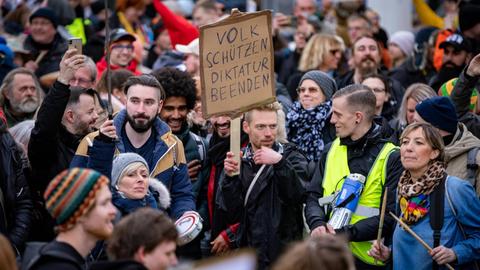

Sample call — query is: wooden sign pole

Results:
[230,117,241,176]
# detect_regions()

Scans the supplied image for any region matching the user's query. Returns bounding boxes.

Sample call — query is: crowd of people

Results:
[1,0,480,269]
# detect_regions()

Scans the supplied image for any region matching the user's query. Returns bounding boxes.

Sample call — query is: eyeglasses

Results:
[296,87,320,94]
[111,44,134,51]
[371,88,385,94]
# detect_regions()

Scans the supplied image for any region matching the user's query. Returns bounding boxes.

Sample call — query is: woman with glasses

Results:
[298,34,345,77]
[362,74,391,117]
[368,123,480,270]
[285,33,345,101]
[286,70,336,162]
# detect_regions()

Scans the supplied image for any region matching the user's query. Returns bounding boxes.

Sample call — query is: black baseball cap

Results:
[439,33,473,52]
[109,28,136,44]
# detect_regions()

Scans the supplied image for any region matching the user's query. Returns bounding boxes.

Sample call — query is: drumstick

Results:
[374,187,388,265]
[389,212,455,270]
[35,50,48,65]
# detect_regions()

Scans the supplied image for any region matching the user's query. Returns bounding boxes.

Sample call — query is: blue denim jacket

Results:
[393,176,480,270]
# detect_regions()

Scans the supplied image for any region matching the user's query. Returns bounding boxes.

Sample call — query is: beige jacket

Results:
[444,123,480,195]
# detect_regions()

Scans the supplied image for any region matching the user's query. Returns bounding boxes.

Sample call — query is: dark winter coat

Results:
[70,109,195,219]
[28,241,85,270]
[23,34,67,81]
[90,260,148,270]
[221,143,309,269]
[28,81,81,194]
[0,121,32,253]
[450,68,480,139]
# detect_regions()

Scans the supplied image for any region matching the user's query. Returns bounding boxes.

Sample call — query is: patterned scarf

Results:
[397,161,446,224]
[287,101,332,162]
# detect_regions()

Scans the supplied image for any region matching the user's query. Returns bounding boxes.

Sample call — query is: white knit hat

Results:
[389,31,415,57]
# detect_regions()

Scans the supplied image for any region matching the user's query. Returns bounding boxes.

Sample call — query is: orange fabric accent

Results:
[380,43,392,70]
[433,29,454,72]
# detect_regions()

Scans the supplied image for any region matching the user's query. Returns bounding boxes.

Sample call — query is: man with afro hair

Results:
[152,67,208,259]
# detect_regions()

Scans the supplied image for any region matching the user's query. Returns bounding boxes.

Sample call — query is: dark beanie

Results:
[459,4,480,32]
[30,8,58,28]
[299,70,337,100]
[415,96,458,134]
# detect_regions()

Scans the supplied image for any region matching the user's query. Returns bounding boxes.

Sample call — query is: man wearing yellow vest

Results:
[305,84,403,270]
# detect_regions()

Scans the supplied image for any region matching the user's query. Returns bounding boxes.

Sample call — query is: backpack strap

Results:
[429,173,446,270]
[466,147,479,188]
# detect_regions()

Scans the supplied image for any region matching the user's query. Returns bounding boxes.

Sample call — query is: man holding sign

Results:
[221,102,309,269]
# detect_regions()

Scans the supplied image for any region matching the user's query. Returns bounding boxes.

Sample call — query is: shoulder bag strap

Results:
[244,165,266,206]
[430,173,446,270]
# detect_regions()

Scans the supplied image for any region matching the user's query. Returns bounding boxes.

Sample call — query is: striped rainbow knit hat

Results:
[44,168,109,231]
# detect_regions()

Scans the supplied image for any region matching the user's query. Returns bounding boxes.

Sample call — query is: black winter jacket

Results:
[28,81,81,194]
[221,143,309,269]
[305,124,403,243]
[23,34,67,82]
[450,68,480,139]
[29,241,85,270]
[0,122,32,253]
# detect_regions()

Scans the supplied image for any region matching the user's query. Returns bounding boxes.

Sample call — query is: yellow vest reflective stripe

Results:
[323,138,397,266]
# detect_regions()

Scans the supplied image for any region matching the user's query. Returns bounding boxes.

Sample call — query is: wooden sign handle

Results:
[230,117,241,176]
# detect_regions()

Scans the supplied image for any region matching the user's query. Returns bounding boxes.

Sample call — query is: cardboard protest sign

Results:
[199,9,276,118]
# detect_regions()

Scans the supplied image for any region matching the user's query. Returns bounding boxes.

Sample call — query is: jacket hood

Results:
[445,123,480,161]
[149,177,171,209]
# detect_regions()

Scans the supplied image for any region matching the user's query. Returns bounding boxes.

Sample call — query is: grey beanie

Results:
[389,31,415,57]
[299,70,337,100]
[111,153,149,187]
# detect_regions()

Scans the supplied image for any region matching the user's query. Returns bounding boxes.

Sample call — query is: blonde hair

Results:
[397,83,437,126]
[118,162,149,187]
[276,106,288,144]
[298,34,345,72]
[244,101,282,123]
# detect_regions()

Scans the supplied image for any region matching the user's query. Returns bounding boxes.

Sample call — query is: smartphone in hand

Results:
[68,38,82,55]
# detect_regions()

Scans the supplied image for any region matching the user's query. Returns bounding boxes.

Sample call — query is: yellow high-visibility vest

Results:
[323,138,397,266]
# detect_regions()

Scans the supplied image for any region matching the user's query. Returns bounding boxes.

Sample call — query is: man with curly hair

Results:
[152,67,208,259]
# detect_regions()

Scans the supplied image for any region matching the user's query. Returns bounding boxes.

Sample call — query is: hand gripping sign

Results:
[199,9,276,119]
